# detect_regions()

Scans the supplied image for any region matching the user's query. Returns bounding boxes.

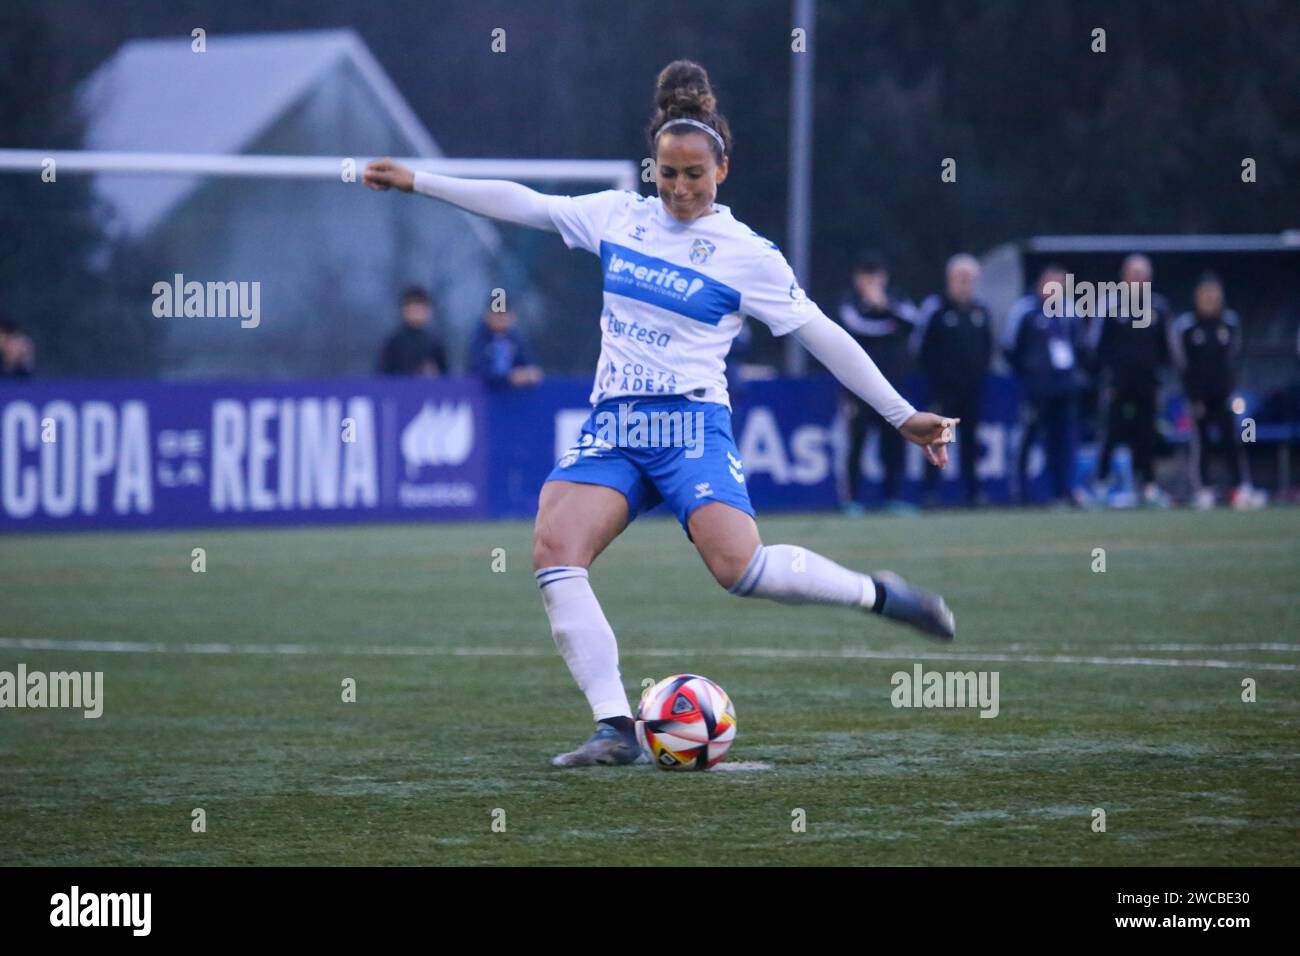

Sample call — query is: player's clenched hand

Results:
[363,158,415,192]
[899,412,959,469]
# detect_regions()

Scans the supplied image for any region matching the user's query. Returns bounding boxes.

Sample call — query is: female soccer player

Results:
[365,60,957,766]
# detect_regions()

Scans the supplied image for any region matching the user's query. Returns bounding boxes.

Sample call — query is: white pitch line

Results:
[711,761,773,772]
[987,642,1300,653]
[1128,643,1300,653]
[0,637,1296,671]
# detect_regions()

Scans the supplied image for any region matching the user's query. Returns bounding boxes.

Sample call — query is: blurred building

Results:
[79,29,517,378]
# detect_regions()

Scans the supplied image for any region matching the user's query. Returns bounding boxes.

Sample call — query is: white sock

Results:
[728,544,877,610]
[536,567,632,720]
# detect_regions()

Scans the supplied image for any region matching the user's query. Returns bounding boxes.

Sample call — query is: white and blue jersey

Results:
[546,189,816,410]
[543,189,817,530]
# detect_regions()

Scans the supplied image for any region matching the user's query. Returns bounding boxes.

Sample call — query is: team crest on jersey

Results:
[689,238,717,265]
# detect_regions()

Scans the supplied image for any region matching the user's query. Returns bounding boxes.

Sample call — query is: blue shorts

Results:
[546,396,755,533]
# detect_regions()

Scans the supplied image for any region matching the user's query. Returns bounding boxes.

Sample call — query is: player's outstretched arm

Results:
[362,158,558,232]
[793,311,956,468]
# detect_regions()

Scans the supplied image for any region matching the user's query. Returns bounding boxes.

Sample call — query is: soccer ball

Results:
[636,674,737,771]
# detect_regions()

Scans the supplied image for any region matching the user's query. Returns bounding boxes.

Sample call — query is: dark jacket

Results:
[1086,292,1170,389]
[837,294,914,383]
[468,325,534,388]
[378,325,448,376]
[1169,310,1241,400]
[917,293,992,396]
[1004,294,1082,401]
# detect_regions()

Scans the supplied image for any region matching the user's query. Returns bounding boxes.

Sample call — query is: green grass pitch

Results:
[1,508,1297,866]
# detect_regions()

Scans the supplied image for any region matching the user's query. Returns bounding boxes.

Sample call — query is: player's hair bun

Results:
[655,60,717,116]
[647,60,733,161]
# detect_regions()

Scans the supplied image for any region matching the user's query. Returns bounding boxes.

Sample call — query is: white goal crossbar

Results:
[0,149,639,189]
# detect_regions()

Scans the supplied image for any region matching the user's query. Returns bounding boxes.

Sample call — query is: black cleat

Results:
[550,723,648,767]
[873,570,956,641]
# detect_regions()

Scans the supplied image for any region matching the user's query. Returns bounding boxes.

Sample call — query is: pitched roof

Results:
[79,29,446,235]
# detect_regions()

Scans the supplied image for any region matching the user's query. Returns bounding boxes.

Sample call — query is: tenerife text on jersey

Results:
[600,242,741,325]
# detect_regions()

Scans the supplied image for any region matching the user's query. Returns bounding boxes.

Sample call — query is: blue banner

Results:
[0,378,487,530]
[2,374,1037,532]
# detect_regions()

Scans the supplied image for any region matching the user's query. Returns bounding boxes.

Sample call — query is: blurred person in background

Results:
[837,252,916,515]
[1086,254,1171,508]
[377,286,449,377]
[0,317,36,379]
[916,253,992,507]
[1169,273,1260,510]
[1293,320,1300,502]
[1004,264,1084,507]
[468,300,543,390]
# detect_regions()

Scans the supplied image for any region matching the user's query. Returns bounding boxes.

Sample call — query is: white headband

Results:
[656,117,726,155]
